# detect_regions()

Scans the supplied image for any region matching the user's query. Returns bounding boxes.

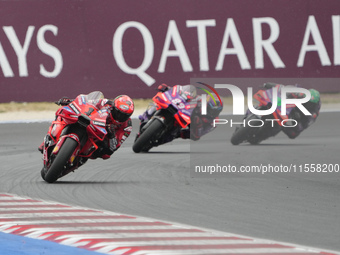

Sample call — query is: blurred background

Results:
[0,0,339,104]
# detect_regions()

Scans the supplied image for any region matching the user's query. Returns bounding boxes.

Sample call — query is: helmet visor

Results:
[111,107,130,122]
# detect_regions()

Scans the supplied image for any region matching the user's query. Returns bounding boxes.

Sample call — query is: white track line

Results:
[0,193,339,255]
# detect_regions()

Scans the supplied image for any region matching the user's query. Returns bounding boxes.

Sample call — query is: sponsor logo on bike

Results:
[93,121,106,127]
[69,103,80,114]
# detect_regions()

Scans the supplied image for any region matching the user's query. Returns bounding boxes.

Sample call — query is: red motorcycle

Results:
[133,85,196,153]
[41,91,109,183]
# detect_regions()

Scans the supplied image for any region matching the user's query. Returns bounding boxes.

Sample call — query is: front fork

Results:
[43,133,81,169]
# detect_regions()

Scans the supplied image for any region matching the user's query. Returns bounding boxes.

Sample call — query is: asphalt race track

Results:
[0,112,339,252]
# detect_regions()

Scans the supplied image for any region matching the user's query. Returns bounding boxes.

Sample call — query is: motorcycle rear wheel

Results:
[230,115,261,145]
[43,138,78,183]
[133,118,164,153]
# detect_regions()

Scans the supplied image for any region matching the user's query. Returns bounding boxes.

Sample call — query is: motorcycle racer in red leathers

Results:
[39,92,134,160]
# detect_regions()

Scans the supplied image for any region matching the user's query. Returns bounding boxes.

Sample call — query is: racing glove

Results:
[55,97,73,106]
[106,124,116,139]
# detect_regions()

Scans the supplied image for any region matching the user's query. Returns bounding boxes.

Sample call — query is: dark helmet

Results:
[110,95,134,122]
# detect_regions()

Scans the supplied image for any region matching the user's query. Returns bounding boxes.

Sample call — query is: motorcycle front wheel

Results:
[133,118,164,153]
[42,138,78,183]
[230,114,261,145]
